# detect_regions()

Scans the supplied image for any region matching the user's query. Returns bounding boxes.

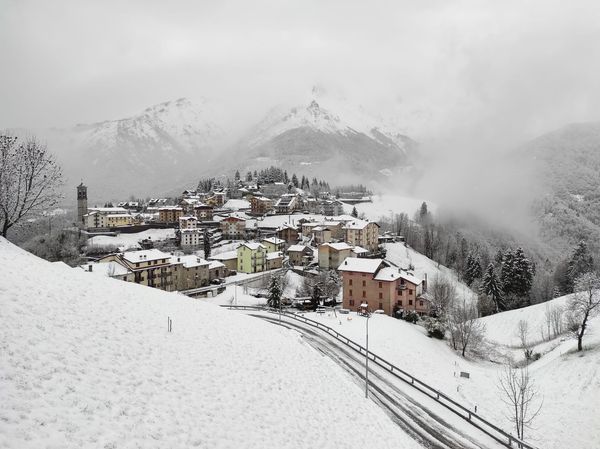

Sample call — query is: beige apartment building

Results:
[318,242,355,270]
[343,220,380,252]
[159,207,184,223]
[99,249,175,291]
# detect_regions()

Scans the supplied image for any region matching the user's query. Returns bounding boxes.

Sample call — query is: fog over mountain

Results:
[2,0,600,237]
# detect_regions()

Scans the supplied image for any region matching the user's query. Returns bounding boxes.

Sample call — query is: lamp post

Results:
[365,309,371,399]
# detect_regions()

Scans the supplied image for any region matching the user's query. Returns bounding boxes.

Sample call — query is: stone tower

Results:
[77,182,88,226]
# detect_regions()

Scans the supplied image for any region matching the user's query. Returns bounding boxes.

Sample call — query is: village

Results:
[75,172,432,318]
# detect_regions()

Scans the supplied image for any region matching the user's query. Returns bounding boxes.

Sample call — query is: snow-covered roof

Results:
[209,250,238,261]
[180,216,198,221]
[159,206,183,211]
[239,242,266,251]
[223,199,251,210]
[352,246,369,254]
[267,252,283,260]
[337,257,384,273]
[122,249,171,263]
[288,244,310,253]
[320,242,353,251]
[373,267,402,282]
[170,255,209,269]
[262,237,285,245]
[208,260,225,270]
[343,219,378,230]
[400,272,422,286]
[88,207,129,214]
[79,261,131,277]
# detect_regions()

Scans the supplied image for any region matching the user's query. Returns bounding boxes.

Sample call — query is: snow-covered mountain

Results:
[35,91,422,201]
[222,91,420,185]
[43,98,225,201]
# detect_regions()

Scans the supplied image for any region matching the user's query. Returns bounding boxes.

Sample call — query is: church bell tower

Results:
[77,182,88,226]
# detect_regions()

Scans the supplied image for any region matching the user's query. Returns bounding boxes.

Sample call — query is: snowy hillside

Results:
[0,237,423,449]
[384,242,477,303]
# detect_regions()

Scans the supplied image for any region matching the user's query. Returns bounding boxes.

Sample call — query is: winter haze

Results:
[2,0,600,238]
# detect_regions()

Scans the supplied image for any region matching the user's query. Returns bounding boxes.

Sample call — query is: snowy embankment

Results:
[87,228,176,251]
[0,238,422,449]
[296,294,600,449]
[384,242,477,303]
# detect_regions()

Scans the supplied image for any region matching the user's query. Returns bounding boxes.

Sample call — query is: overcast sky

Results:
[2,0,600,144]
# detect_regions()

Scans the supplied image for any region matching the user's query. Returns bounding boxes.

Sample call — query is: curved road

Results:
[248,312,505,449]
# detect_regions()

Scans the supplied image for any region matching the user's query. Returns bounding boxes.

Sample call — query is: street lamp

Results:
[364,306,372,399]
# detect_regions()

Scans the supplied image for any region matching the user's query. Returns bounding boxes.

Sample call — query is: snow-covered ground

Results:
[87,228,176,251]
[0,237,424,449]
[384,242,477,303]
[343,194,437,222]
[291,295,600,449]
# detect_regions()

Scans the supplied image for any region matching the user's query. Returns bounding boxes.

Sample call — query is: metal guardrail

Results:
[221,305,538,449]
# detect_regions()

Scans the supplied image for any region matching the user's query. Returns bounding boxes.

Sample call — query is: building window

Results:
[349,279,353,286]
[378,282,382,288]
[420,301,424,306]
[409,299,413,306]
[362,291,366,298]
[362,280,366,287]
[398,300,403,306]
[349,299,355,306]
[349,289,353,296]
[379,302,383,309]
[378,292,382,299]
[398,290,403,296]
[409,289,413,295]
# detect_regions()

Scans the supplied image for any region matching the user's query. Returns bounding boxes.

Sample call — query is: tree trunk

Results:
[578,310,590,351]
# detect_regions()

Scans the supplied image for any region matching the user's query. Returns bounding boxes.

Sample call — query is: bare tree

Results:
[568,272,600,351]
[0,134,63,237]
[544,304,564,340]
[429,274,456,319]
[447,297,486,357]
[498,364,543,442]
[517,320,533,362]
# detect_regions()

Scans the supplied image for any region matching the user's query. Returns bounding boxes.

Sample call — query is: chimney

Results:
[88,264,93,272]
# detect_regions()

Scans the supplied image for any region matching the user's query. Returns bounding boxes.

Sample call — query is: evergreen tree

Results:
[203,229,211,259]
[283,170,289,183]
[465,252,483,286]
[511,247,534,298]
[566,241,594,293]
[291,173,299,187]
[351,206,358,218]
[418,202,429,223]
[267,275,282,308]
[481,263,503,312]
[234,170,240,181]
[246,171,252,182]
[500,249,515,293]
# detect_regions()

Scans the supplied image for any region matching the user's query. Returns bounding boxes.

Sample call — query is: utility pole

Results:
[365,311,371,399]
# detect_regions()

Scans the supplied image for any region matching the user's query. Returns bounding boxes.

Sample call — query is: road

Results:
[247,311,506,449]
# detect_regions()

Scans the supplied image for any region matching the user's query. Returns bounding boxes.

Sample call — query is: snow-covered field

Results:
[0,238,423,449]
[295,295,600,449]
[343,194,437,221]
[87,228,176,251]
[384,242,477,303]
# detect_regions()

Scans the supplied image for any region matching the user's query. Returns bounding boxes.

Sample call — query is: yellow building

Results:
[237,242,267,273]
[261,237,285,253]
